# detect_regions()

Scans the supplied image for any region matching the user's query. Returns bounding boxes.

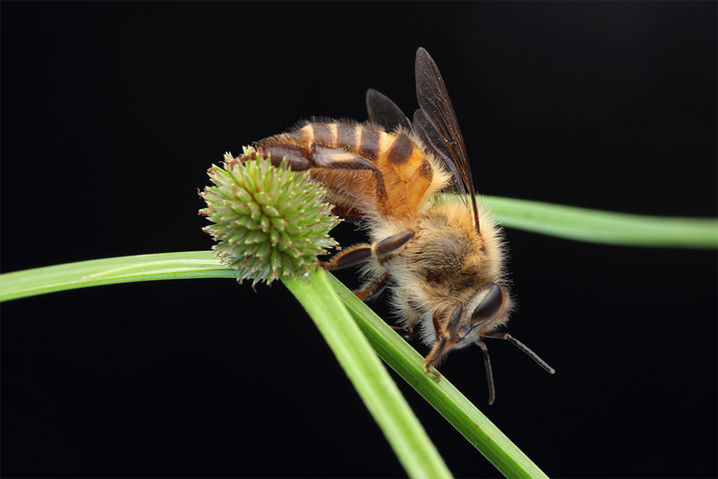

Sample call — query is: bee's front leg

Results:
[390,323,417,340]
[354,271,390,302]
[423,300,464,381]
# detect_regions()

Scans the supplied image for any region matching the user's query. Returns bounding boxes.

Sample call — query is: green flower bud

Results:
[200,148,339,285]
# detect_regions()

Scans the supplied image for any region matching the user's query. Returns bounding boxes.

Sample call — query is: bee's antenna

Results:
[484,332,555,375]
[475,340,496,405]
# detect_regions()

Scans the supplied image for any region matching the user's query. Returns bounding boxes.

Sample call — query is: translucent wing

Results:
[366,88,412,132]
[412,109,466,196]
[414,47,480,233]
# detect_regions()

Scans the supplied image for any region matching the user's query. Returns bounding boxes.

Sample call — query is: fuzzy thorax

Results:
[362,196,511,347]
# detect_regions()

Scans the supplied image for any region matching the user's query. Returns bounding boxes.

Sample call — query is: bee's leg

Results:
[256,143,391,216]
[391,323,417,340]
[318,230,415,271]
[423,301,463,380]
[331,204,364,223]
[317,243,372,270]
[354,271,390,302]
[354,271,416,338]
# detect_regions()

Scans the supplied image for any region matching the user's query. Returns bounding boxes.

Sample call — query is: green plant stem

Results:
[326,273,547,479]
[481,196,717,248]
[283,269,452,479]
[0,252,233,302]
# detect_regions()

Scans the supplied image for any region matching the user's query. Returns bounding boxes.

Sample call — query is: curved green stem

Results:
[481,196,716,248]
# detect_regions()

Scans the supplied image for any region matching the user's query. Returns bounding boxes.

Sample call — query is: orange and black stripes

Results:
[356,125,381,162]
[287,122,425,168]
[336,123,358,150]
[254,120,436,219]
[383,132,418,166]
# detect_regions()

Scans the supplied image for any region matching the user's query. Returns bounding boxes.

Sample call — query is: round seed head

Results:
[199,148,339,285]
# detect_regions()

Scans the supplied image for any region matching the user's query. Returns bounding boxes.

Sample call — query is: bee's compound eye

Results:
[472,283,503,321]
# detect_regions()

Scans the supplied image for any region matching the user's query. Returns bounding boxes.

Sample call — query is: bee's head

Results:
[426,282,553,405]
[424,283,510,365]
[453,282,512,350]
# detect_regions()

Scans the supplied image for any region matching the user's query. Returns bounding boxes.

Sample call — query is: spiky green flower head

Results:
[200,147,340,285]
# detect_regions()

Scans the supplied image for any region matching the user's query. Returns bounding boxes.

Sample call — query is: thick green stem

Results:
[283,269,452,479]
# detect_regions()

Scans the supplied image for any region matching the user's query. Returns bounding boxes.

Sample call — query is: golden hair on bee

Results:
[249,48,554,404]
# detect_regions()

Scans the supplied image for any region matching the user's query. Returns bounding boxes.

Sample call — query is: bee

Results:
[251,48,554,404]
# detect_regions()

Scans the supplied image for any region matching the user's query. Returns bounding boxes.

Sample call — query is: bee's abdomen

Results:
[287,122,429,175]
[286,122,380,159]
[255,121,434,218]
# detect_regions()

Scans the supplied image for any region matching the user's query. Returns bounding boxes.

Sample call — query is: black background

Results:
[2,2,716,478]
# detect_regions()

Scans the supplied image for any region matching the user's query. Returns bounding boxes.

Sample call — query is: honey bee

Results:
[251,48,554,404]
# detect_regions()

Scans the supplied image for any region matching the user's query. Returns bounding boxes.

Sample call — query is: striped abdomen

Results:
[255,121,434,219]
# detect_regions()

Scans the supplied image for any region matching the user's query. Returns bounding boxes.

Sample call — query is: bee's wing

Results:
[413,47,480,233]
[366,88,413,132]
[412,109,466,196]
